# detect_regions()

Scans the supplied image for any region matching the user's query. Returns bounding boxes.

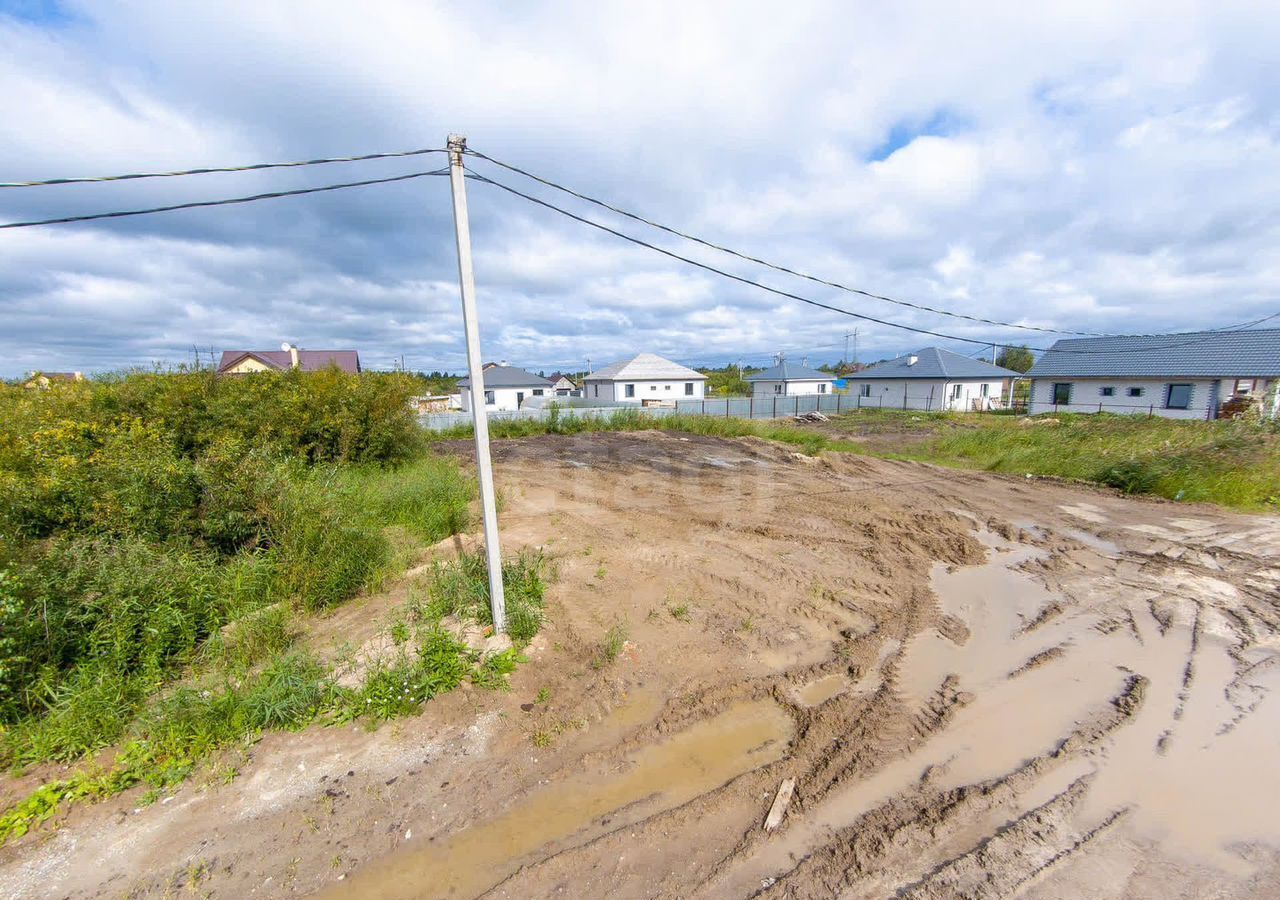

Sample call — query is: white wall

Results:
[583,378,706,403]
[845,378,1005,411]
[460,384,549,412]
[1028,376,1277,419]
[750,379,834,397]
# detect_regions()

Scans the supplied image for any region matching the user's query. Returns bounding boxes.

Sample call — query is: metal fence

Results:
[418,392,1002,431]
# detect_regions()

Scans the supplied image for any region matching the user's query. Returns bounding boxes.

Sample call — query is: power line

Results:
[467,171,1266,356]
[0,147,448,188]
[464,149,1102,338]
[0,169,450,229]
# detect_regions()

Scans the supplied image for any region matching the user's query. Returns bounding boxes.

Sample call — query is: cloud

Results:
[2,0,1280,376]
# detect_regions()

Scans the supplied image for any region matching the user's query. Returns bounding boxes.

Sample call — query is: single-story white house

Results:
[583,353,707,404]
[1027,328,1280,420]
[844,347,1016,411]
[546,373,579,396]
[746,358,835,397]
[458,365,554,412]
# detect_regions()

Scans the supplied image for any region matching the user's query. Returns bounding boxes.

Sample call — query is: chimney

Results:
[500,359,509,367]
[906,355,918,366]
[288,345,300,369]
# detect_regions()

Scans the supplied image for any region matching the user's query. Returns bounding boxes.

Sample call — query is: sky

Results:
[2,0,1280,377]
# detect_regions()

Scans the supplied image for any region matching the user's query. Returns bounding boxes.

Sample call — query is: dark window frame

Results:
[1052,383,1072,405]
[1100,386,1115,397]
[1166,383,1192,410]
[684,382,694,395]
[624,384,635,398]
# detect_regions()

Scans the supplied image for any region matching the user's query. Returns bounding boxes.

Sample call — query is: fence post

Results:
[837,392,841,414]
[795,396,800,416]
[773,396,777,418]
[702,399,706,416]
[725,399,730,419]
[749,396,753,419]
[1149,404,1154,418]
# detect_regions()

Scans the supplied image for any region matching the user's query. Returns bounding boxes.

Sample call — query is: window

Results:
[624,384,635,398]
[1100,386,1115,397]
[981,383,990,398]
[818,383,827,394]
[532,389,544,396]
[1166,383,1192,410]
[516,391,525,406]
[650,385,657,391]
[774,383,783,394]
[1052,383,1072,405]
[951,383,963,400]
[684,382,694,395]
[664,384,671,390]
[1127,387,1144,398]
[593,385,598,398]
[483,390,495,405]
[1235,379,1255,395]
[859,384,871,398]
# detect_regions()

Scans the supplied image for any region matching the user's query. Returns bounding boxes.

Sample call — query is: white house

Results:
[1027,328,1280,420]
[845,347,1016,411]
[583,353,707,404]
[546,373,579,396]
[746,358,835,397]
[458,365,554,412]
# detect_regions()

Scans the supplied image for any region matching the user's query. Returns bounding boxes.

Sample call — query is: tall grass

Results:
[0,373,473,769]
[882,412,1280,512]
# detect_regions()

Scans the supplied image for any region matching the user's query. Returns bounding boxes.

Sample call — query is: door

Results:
[516,391,525,407]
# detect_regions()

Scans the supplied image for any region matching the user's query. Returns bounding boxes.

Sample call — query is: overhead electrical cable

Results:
[0,147,448,188]
[464,149,1102,337]
[0,169,450,229]
[466,171,1257,356]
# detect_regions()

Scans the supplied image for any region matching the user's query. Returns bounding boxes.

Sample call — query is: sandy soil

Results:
[3,430,1280,899]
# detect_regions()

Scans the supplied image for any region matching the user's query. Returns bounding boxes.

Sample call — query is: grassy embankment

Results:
[0,369,546,844]
[826,408,1280,512]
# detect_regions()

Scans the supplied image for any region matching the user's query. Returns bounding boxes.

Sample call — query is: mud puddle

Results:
[795,674,847,707]
[716,531,1280,893]
[329,699,792,899]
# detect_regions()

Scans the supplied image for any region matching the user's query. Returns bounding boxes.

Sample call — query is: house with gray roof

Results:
[217,346,361,375]
[746,357,835,398]
[457,365,553,412]
[845,347,1017,411]
[583,353,706,405]
[1027,328,1280,420]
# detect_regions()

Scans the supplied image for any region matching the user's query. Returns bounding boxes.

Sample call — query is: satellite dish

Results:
[280,342,292,351]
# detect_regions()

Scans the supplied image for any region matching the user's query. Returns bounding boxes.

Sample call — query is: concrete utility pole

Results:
[447,134,506,632]
[991,344,998,365]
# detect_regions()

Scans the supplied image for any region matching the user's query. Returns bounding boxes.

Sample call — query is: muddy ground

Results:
[3,430,1280,898]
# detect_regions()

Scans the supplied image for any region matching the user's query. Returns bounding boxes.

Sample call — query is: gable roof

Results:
[457,365,553,389]
[1028,328,1280,378]
[217,349,361,374]
[586,353,706,381]
[853,347,1018,380]
[546,372,577,385]
[745,360,833,382]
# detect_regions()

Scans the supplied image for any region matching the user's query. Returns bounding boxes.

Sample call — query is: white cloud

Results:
[2,0,1280,375]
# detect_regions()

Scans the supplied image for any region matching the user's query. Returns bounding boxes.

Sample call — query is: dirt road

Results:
[4,431,1280,898]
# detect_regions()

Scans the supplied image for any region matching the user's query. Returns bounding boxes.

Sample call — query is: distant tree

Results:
[995,345,1035,373]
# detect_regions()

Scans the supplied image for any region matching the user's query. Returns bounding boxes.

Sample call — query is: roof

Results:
[26,371,81,382]
[1027,328,1280,378]
[546,373,577,385]
[217,349,361,374]
[852,347,1018,380]
[745,360,834,382]
[585,353,707,381]
[457,365,553,388]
